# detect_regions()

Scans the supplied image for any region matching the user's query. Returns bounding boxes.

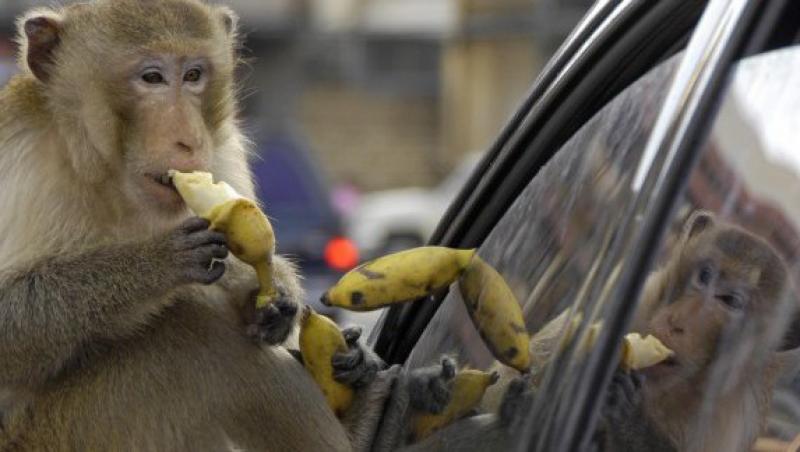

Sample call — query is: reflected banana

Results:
[299,307,354,417]
[170,170,278,308]
[321,246,476,311]
[411,369,499,441]
[621,333,673,371]
[458,255,531,372]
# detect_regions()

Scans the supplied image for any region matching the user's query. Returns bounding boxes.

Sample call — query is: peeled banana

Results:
[621,333,673,371]
[411,369,499,441]
[169,170,278,308]
[299,307,354,417]
[458,255,531,372]
[321,246,476,311]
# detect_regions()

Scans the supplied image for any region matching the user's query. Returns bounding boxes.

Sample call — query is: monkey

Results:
[598,210,800,452]
[0,1,398,450]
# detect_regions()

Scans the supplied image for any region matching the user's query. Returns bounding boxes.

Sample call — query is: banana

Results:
[620,333,673,371]
[411,369,499,441]
[458,255,531,372]
[299,307,354,417]
[170,170,278,308]
[576,322,673,371]
[321,246,476,311]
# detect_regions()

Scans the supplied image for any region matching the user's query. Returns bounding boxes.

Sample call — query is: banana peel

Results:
[169,170,278,307]
[321,246,476,311]
[411,369,499,441]
[299,306,354,417]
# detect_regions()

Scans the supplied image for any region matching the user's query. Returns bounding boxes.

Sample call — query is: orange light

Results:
[324,237,360,271]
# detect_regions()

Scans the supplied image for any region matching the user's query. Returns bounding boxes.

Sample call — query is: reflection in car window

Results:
[400,53,680,451]
[399,46,800,452]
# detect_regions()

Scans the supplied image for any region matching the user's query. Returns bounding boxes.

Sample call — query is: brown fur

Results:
[0,1,351,450]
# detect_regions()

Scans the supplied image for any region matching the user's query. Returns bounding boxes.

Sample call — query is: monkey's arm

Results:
[0,217,226,387]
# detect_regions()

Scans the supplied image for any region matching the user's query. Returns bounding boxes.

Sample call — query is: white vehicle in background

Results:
[346,152,482,260]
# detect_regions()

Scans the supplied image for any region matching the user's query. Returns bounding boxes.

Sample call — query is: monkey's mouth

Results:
[149,172,175,189]
[143,172,182,207]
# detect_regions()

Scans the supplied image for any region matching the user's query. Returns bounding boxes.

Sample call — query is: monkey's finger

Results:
[275,298,298,318]
[195,260,226,285]
[189,229,228,247]
[255,304,281,325]
[332,347,364,371]
[341,326,363,346]
[440,356,456,380]
[335,359,379,389]
[210,244,229,260]
[179,216,211,233]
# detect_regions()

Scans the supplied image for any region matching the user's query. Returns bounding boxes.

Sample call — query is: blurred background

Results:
[0,0,592,332]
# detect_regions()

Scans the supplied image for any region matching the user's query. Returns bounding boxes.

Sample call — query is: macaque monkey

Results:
[0,1,386,450]
[600,210,800,452]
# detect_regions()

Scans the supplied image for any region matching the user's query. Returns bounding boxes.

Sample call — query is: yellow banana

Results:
[169,170,278,308]
[299,307,354,417]
[458,255,531,372]
[576,322,673,371]
[321,246,476,311]
[411,369,499,441]
[620,333,673,371]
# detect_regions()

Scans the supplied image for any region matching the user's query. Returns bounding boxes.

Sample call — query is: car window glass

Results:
[400,46,800,452]
[399,52,680,451]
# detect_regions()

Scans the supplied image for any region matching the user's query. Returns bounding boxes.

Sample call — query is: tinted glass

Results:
[402,46,800,452]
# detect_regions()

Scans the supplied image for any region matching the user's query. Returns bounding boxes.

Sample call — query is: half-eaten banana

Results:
[169,170,278,308]
[620,333,673,371]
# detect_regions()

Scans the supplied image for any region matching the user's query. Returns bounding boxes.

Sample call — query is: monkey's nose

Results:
[176,141,194,153]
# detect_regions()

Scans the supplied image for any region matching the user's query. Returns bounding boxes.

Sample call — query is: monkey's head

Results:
[16,0,239,217]
[640,211,799,387]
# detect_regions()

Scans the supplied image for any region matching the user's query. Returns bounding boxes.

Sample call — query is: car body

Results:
[363,1,800,450]
[347,152,483,259]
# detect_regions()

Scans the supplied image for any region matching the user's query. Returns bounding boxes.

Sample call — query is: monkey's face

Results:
[641,224,786,389]
[22,0,238,222]
[120,55,216,214]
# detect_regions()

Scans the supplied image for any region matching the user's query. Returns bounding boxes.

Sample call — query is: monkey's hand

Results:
[245,290,298,345]
[498,377,535,427]
[332,326,386,389]
[604,369,643,424]
[595,369,675,452]
[163,217,229,285]
[407,356,457,414]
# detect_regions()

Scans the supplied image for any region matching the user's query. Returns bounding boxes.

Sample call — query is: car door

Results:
[369,0,800,451]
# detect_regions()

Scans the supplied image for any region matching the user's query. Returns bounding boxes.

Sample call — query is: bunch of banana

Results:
[298,306,354,417]
[411,369,499,441]
[458,255,531,372]
[169,170,278,308]
[321,246,476,311]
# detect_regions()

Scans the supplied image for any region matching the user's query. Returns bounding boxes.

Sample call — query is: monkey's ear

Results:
[17,10,63,82]
[215,6,239,36]
[683,210,715,240]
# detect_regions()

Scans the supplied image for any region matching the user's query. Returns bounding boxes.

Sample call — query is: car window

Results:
[402,45,800,451]
[401,50,680,450]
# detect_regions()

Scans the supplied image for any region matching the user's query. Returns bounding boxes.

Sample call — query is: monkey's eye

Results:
[184,68,203,83]
[716,293,745,310]
[696,263,715,287]
[141,71,165,84]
